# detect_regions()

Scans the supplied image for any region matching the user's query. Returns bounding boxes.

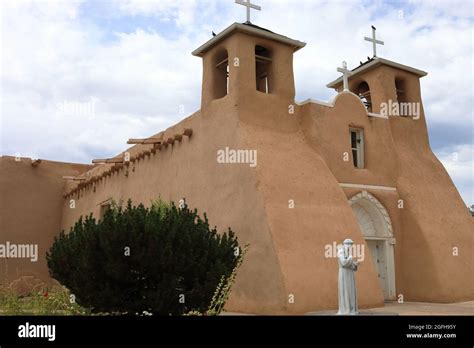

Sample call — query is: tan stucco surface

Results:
[0,157,91,288]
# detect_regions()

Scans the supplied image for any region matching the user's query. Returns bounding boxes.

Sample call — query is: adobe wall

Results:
[235,90,387,313]
[59,32,313,314]
[0,157,91,290]
[388,88,474,302]
[59,91,388,313]
[360,66,474,302]
[60,99,289,314]
[334,66,474,303]
[240,123,385,313]
[297,91,402,306]
[206,33,385,313]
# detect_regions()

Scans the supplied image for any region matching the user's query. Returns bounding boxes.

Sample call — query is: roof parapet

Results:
[326,57,427,89]
[192,22,306,57]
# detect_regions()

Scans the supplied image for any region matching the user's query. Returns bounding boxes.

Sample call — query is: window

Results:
[395,79,406,103]
[99,200,112,220]
[357,82,372,112]
[255,45,272,94]
[214,49,229,99]
[350,128,364,168]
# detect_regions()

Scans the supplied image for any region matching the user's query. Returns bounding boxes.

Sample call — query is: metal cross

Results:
[364,26,384,57]
[235,0,261,23]
[337,61,353,91]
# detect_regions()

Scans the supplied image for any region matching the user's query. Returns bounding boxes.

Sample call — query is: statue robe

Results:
[337,246,358,315]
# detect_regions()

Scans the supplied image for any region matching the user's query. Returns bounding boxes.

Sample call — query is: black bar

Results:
[0,315,472,346]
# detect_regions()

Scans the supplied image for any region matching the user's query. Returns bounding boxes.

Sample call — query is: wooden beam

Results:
[63,176,86,181]
[174,134,183,142]
[215,57,229,68]
[167,137,174,145]
[92,158,124,164]
[183,128,193,137]
[31,159,41,167]
[127,138,162,145]
[255,54,272,62]
[144,139,162,145]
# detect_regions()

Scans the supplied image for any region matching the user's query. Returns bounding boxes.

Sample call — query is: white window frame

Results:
[350,128,365,169]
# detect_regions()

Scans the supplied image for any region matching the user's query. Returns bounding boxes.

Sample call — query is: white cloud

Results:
[116,0,223,31]
[118,0,196,18]
[437,144,474,205]
[1,0,202,163]
[118,0,196,31]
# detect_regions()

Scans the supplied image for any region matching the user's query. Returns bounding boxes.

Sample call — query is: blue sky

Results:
[1,0,473,205]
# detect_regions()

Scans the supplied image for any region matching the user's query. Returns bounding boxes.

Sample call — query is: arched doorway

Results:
[349,191,396,300]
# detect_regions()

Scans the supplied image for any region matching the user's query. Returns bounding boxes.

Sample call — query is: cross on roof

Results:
[364,25,384,57]
[235,0,261,23]
[337,61,353,91]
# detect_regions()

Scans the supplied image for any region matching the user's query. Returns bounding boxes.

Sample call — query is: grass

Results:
[0,285,90,316]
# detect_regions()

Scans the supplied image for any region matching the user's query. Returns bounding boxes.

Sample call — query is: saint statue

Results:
[337,239,359,315]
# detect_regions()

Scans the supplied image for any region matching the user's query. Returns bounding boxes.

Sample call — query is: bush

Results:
[47,199,240,315]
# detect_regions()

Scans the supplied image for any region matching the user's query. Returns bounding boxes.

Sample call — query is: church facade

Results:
[1,21,472,314]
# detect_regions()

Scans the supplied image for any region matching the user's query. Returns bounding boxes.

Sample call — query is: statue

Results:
[337,239,359,315]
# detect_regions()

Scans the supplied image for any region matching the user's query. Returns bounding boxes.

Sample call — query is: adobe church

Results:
[1,2,472,314]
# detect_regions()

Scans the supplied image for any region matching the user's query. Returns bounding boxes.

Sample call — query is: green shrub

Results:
[151,197,171,219]
[46,199,239,315]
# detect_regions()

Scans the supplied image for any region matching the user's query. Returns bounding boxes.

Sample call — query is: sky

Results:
[0,0,473,205]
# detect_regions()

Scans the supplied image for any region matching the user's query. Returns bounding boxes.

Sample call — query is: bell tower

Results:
[325,25,430,148]
[326,26,427,116]
[192,22,306,108]
[327,58,427,114]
